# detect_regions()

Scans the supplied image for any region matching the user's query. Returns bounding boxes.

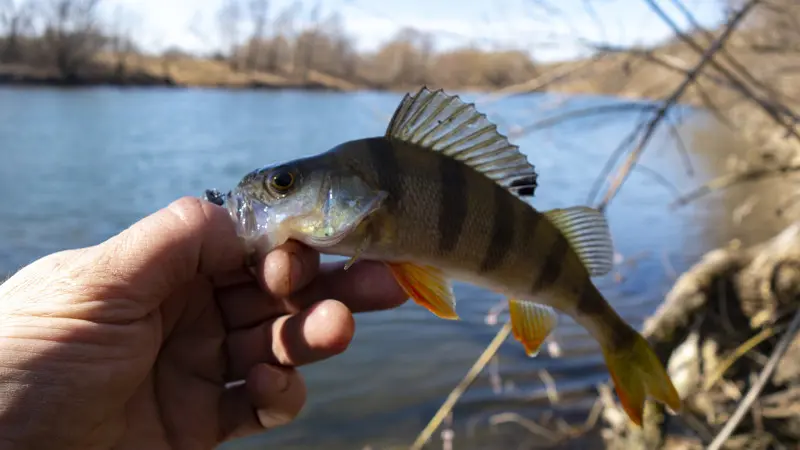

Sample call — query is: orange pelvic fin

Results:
[386,262,459,320]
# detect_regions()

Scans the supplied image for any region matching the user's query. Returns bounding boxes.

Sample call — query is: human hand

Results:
[0,197,408,450]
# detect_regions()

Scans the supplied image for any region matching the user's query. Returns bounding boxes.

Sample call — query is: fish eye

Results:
[269,171,295,192]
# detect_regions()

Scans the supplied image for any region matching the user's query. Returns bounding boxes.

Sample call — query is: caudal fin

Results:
[601,331,681,426]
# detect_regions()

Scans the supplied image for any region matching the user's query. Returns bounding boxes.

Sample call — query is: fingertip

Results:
[246,364,306,429]
[259,240,320,297]
[304,300,355,356]
[332,261,409,312]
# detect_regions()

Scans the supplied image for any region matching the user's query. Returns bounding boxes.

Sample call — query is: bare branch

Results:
[509,102,660,139]
[644,0,800,141]
[594,0,761,212]
[670,163,800,208]
[707,303,800,450]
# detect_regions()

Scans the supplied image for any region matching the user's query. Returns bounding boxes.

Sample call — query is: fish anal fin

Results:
[385,87,538,198]
[508,298,559,357]
[386,262,459,320]
[543,206,614,277]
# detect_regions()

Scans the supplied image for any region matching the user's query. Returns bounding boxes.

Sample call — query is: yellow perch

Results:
[223,87,681,425]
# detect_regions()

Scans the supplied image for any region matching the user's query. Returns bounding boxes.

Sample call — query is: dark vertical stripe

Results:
[521,206,541,253]
[577,282,634,349]
[479,186,515,273]
[364,138,403,212]
[437,156,467,253]
[531,230,569,293]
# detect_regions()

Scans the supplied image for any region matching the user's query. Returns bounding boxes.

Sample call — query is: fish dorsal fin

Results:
[544,206,614,277]
[386,87,538,198]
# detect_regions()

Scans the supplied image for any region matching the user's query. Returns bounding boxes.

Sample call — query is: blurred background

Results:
[2,0,800,449]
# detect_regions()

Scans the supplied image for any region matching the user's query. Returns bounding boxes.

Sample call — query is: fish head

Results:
[225,154,387,254]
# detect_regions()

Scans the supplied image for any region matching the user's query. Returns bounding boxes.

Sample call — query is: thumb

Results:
[84,197,247,306]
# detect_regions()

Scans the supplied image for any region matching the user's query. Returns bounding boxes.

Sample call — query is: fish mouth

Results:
[204,187,264,245]
[226,188,275,247]
[226,189,255,239]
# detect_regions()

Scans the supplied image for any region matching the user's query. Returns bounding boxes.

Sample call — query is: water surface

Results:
[0,87,792,449]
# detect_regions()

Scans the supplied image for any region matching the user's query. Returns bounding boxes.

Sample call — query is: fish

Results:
[214,87,681,426]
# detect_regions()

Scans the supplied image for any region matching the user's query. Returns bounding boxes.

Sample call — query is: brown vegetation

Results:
[0,0,538,90]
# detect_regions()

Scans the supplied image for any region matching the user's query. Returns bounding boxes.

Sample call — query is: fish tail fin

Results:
[601,328,682,426]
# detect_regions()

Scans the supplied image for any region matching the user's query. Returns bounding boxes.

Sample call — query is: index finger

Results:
[289,259,409,313]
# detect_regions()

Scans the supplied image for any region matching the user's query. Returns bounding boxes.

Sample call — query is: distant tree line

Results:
[0,0,139,81]
[732,0,800,52]
[0,0,539,88]
[211,0,539,88]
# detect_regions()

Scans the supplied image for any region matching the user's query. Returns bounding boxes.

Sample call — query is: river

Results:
[0,87,792,449]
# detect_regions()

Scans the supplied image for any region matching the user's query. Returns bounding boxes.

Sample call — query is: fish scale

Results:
[220,86,682,427]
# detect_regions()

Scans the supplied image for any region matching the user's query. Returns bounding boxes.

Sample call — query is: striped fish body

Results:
[228,87,681,427]
[326,138,589,313]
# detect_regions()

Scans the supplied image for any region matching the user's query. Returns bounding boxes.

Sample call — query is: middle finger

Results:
[219,259,408,330]
[217,240,320,328]
[225,299,355,379]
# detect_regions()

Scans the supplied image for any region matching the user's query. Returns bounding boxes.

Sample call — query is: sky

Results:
[103,0,728,62]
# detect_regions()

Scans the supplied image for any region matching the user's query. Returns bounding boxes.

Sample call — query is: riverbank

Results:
[0,52,362,91]
[3,32,797,110]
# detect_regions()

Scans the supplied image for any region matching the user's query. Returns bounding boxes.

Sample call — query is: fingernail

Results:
[257,410,294,429]
[290,253,303,290]
[253,365,294,429]
[258,364,290,393]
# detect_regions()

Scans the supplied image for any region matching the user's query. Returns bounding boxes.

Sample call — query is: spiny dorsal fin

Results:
[386,86,538,198]
[544,206,614,277]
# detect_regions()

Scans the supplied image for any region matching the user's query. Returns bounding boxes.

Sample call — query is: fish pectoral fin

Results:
[344,236,371,270]
[543,206,614,277]
[386,262,459,320]
[508,298,559,357]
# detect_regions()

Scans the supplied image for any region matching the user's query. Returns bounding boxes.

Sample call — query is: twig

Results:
[706,307,800,450]
[409,322,512,450]
[661,250,678,280]
[508,103,659,139]
[633,164,684,200]
[670,164,800,208]
[668,0,800,112]
[664,115,695,176]
[644,0,800,141]
[585,120,647,205]
[538,369,560,404]
[476,53,605,105]
[594,0,761,212]
[485,299,508,325]
[702,326,778,391]
[692,81,737,129]
[488,412,561,442]
[582,397,604,431]
[588,43,735,92]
